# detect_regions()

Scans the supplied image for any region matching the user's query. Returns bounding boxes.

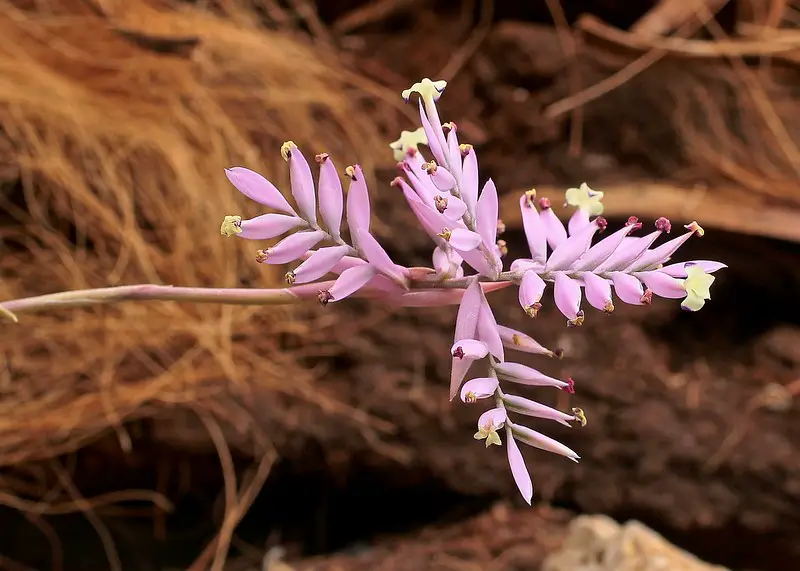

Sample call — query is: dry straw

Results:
[0,2,408,566]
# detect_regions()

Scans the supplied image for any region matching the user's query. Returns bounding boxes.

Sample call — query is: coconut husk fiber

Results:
[0,0,410,556]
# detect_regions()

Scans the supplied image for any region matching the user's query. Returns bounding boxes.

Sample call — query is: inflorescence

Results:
[220,77,726,504]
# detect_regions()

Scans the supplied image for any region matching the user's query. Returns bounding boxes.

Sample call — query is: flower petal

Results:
[451,339,489,360]
[461,146,479,216]
[418,98,447,165]
[329,255,367,274]
[448,228,483,251]
[433,245,463,278]
[455,279,482,342]
[596,231,662,272]
[519,193,547,263]
[660,260,727,278]
[502,395,575,427]
[636,270,686,299]
[450,357,476,401]
[326,264,377,302]
[494,362,569,389]
[440,195,468,221]
[540,201,567,250]
[553,272,583,324]
[476,179,499,249]
[505,428,533,505]
[509,421,581,462]
[259,230,325,264]
[237,213,305,240]
[460,377,498,403]
[629,224,703,271]
[478,407,507,431]
[609,271,647,305]
[519,270,546,317]
[346,165,371,245]
[287,145,317,224]
[450,279,483,400]
[497,325,557,357]
[317,154,344,238]
[428,164,457,192]
[407,199,450,246]
[546,218,603,271]
[567,208,590,236]
[355,229,407,286]
[477,299,504,361]
[225,167,295,215]
[573,223,636,271]
[289,245,350,284]
[582,272,614,313]
[459,248,498,279]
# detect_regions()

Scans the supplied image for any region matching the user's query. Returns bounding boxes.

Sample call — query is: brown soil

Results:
[2,1,800,571]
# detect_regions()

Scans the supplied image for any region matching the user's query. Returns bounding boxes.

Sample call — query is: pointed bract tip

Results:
[318,290,333,306]
[655,216,672,233]
[685,220,705,237]
[220,215,242,237]
[315,152,330,164]
[280,141,297,161]
[345,165,358,180]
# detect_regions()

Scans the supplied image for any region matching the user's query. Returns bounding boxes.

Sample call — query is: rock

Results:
[543,515,730,571]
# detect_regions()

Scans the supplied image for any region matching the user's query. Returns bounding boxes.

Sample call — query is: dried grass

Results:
[0,0,405,535]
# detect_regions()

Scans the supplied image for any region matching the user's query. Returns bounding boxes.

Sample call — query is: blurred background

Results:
[0,0,799,570]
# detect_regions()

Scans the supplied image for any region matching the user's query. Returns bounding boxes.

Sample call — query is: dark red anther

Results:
[537,197,552,210]
[625,216,643,231]
[655,217,672,233]
[318,290,333,306]
[452,346,465,359]
[640,289,653,305]
[595,217,608,232]
[566,377,576,394]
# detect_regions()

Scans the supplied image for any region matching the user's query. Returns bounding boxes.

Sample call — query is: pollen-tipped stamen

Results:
[524,302,542,318]
[280,141,296,161]
[220,215,242,237]
[567,310,585,328]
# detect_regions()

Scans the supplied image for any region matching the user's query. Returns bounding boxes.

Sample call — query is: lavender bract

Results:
[220,77,726,505]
